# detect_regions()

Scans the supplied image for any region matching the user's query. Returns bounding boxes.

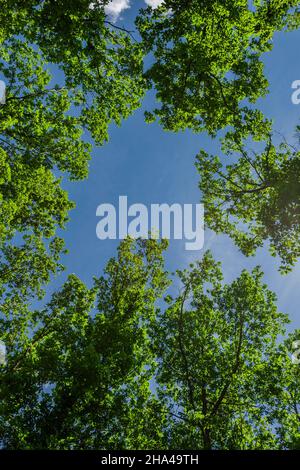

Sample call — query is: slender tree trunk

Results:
[202,427,212,450]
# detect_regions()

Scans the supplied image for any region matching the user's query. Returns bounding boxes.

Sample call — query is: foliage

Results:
[137,0,299,135]
[0,238,169,449]
[0,239,299,449]
[0,0,300,451]
[196,131,300,273]
[153,251,296,449]
[0,1,145,303]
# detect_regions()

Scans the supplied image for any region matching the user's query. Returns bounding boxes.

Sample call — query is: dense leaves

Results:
[0,238,169,449]
[1,1,145,144]
[197,130,300,273]
[1,0,300,452]
[0,1,145,303]
[0,0,299,305]
[153,252,298,449]
[137,0,300,271]
[1,240,299,449]
[137,0,299,135]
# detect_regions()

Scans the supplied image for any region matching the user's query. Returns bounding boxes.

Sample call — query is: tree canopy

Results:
[137,0,299,135]
[197,129,300,273]
[1,0,300,452]
[0,0,299,300]
[0,0,145,305]
[1,239,299,449]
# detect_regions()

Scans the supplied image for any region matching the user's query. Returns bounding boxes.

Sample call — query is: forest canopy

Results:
[0,0,300,450]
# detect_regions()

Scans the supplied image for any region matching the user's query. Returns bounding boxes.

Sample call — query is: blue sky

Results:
[52,1,300,331]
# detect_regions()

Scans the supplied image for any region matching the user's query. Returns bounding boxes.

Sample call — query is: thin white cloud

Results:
[144,0,164,7]
[104,0,131,21]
